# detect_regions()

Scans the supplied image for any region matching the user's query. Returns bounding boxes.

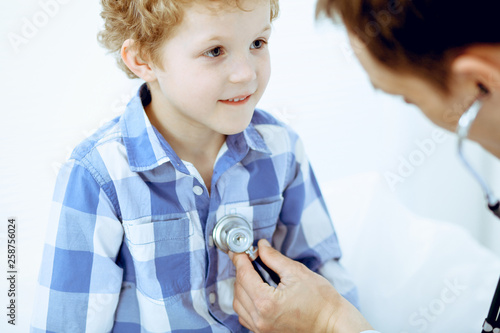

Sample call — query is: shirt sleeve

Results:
[31,160,124,332]
[274,135,359,307]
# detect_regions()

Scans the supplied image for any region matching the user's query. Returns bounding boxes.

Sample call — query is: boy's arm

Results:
[274,135,358,307]
[31,160,124,332]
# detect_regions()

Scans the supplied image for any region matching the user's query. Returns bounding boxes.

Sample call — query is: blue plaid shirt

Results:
[32,84,358,332]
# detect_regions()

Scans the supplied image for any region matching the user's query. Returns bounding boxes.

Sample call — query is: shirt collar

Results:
[120,83,271,173]
[233,123,271,155]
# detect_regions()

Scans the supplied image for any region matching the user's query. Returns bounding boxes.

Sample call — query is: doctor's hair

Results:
[98,0,279,79]
[316,0,500,93]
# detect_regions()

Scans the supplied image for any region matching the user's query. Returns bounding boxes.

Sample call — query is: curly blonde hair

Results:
[98,0,280,79]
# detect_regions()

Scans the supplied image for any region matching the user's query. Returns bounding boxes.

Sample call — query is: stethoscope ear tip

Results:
[487,200,500,219]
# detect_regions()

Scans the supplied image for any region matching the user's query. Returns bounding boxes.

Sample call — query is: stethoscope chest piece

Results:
[212,214,254,254]
[212,214,280,285]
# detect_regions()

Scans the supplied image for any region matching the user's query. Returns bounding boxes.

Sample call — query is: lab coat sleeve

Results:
[31,160,124,332]
[274,134,359,308]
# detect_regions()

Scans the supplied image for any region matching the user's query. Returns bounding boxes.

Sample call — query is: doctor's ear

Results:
[121,39,157,82]
[451,47,500,95]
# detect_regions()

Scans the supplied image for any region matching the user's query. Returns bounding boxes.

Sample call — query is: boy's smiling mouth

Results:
[220,94,252,105]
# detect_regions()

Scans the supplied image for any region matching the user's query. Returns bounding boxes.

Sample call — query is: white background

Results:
[1,0,499,332]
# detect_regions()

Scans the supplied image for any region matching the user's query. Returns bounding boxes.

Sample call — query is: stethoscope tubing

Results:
[456,99,500,211]
[455,97,500,331]
[252,255,281,286]
[482,276,500,332]
[488,277,500,323]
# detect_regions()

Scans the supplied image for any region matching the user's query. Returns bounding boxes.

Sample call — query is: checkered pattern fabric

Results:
[31,84,358,332]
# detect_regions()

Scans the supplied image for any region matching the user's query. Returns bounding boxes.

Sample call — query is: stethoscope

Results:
[212,214,281,285]
[455,89,500,332]
[457,99,500,219]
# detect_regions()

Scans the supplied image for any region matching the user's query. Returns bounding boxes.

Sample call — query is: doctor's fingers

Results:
[238,315,255,333]
[234,279,279,333]
[230,252,274,297]
[233,277,254,312]
[232,284,257,332]
[256,239,300,278]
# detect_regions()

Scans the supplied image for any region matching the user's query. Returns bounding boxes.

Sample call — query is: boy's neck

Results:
[145,85,226,194]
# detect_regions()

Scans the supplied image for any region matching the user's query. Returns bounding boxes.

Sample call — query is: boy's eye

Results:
[251,39,267,50]
[204,47,223,58]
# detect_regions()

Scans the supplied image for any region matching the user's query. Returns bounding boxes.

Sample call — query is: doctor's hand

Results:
[230,239,373,333]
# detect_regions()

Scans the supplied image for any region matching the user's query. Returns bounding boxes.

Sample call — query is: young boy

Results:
[31,0,357,331]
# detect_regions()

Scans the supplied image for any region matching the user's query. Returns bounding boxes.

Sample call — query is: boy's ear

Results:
[451,47,500,94]
[121,39,157,82]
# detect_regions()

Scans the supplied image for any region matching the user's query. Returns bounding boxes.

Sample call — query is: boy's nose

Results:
[228,55,257,84]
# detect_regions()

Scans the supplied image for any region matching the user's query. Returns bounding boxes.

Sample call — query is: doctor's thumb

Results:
[257,239,297,277]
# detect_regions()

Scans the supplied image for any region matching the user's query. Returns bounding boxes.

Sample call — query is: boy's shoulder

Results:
[69,85,147,167]
[70,116,123,163]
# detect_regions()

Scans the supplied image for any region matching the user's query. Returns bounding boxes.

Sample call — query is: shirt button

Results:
[208,235,214,247]
[193,186,203,196]
[209,292,216,304]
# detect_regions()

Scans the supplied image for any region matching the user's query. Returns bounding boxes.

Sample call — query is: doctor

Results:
[229,0,500,332]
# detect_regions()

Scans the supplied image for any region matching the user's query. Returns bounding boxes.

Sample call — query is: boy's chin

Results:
[217,120,253,136]
[219,126,250,136]
[216,112,255,136]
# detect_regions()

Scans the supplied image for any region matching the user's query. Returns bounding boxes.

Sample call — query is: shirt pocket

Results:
[123,217,193,304]
[226,199,283,244]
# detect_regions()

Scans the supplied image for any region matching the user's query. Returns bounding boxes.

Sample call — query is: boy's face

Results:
[147,0,272,135]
